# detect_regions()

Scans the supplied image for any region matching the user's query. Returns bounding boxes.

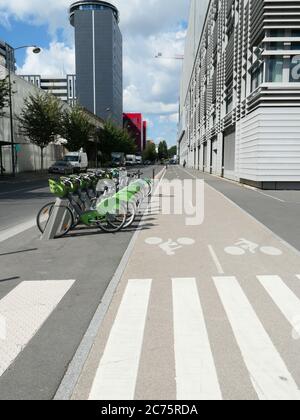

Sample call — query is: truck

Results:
[111,152,125,167]
[125,155,136,166]
[63,150,88,173]
[135,156,143,165]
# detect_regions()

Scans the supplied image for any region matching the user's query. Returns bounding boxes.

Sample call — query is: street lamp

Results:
[7,45,41,176]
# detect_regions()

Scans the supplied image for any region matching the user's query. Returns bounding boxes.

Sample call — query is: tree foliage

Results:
[18,93,63,170]
[143,141,157,162]
[62,106,94,152]
[168,145,177,158]
[158,140,168,160]
[98,121,137,163]
[0,77,10,117]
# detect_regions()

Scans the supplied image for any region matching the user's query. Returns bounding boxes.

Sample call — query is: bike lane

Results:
[70,166,300,400]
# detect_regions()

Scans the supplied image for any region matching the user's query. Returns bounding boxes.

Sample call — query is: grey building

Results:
[179,0,300,189]
[0,40,15,72]
[69,1,123,126]
[20,74,77,107]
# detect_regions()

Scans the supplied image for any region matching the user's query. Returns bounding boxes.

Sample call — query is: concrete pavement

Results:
[0,166,159,400]
[71,166,300,400]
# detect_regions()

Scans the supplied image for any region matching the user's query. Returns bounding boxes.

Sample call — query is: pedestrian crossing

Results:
[87,275,300,401]
[0,280,75,378]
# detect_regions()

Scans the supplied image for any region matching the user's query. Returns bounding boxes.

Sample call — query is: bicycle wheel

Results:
[123,201,137,229]
[97,203,127,233]
[37,203,74,238]
[37,202,55,234]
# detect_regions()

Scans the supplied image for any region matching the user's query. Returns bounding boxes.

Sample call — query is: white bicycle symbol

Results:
[224,239,282,256]
[145,237,195,256]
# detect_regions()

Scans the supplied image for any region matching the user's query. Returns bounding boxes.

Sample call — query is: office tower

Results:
[69,1,123,125]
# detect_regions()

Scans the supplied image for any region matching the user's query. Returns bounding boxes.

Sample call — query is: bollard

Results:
[41,198,70,241]
[152,168,155,180]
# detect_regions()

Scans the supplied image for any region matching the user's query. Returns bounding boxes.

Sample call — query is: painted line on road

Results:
[0,219,36,243]
[178,166,300,258]
[214,276,300,400]
[208,245,225,275]
[54,167,167,401]
[296,275,300,280]
[256,191,285,203]
[257,275,300,330]
[172,278,222,400]
[0,280,75,378]
[89,279,152,401]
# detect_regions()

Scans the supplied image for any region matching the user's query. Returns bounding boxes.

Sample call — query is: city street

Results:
[69,166,300,401]
[0,166,299,400]
[0,166,158,400]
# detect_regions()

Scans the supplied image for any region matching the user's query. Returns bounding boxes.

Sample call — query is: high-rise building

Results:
[69,1,123,126]
[179,0,300,189]
[123,113,147,153]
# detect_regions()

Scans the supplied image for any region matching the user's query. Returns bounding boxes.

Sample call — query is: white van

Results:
[63,151,88,173]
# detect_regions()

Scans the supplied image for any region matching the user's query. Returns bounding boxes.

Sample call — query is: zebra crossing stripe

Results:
[257,275,300,333]
[213,276,300,400]
[296,275,300,280]
[172,278,222,400]
[0,280,75,378]
[89,279,152,401]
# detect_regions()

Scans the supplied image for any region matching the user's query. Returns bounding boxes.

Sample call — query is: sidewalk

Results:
[0,171,49,184]
[62,166,300,401]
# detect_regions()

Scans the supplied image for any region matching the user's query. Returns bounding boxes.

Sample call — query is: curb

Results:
[54,168,166,400]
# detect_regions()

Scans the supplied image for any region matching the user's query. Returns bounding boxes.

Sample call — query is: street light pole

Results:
[7,47,15,176]
[6,45,41,177]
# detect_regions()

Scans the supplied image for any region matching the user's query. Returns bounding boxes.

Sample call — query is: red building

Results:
[123,113,147,153]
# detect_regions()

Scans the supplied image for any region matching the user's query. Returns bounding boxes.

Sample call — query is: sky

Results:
[0,0,190,147]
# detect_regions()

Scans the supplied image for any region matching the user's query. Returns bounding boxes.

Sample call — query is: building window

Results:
[266,57,284,82]
[251,65,263,91]
[290,55,300,82]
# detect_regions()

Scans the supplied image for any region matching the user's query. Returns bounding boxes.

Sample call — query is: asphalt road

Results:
[181,167,300,252]
[72,165,300,401]
[0,165,300,400]
[0,165,160,400]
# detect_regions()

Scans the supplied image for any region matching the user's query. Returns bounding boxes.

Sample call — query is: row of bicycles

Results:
[37,169,153,238]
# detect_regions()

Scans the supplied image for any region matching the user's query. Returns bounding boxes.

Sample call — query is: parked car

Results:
[49,161,74,175]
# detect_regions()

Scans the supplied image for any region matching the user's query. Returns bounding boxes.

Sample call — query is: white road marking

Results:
[208,245,225,274]
[256,191,285,203]
[0,219,36,243]
[257,275,300,340]
[296,275,300,280]
[172,278,222,400]
[89,279,152,401]
[0,280,75,377]
[214,276,300,400]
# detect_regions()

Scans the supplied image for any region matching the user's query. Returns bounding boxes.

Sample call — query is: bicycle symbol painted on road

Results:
[145,237,195,256]
[224,239,282,256]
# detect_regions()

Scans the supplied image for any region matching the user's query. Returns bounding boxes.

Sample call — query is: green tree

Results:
[18,93,63,171]
[143,141,157,162]
[62,106,94,152]
[98,121,137,163]
[0,77,10,117]
[168,145,177,158]
[158,140,168,161]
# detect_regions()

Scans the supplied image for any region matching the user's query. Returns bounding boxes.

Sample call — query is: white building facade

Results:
[178,0,300,189]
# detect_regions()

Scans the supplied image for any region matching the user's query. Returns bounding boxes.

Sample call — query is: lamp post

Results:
[7,45,41,176]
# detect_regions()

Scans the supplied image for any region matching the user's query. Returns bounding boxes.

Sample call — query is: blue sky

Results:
[0,1,190,147]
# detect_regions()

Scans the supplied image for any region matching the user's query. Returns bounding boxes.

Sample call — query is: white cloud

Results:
[18,42,75,76]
